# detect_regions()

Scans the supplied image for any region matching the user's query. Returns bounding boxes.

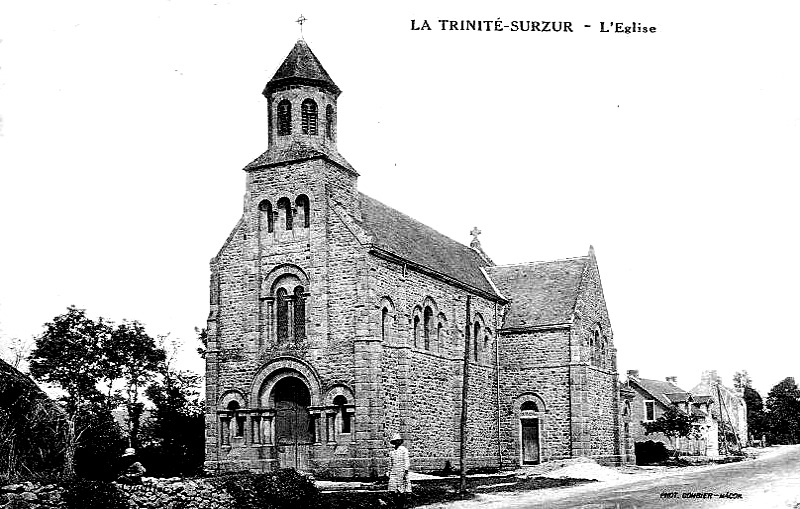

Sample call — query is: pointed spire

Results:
[264,40,341,97]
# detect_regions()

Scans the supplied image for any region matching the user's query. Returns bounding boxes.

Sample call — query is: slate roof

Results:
[357,193,498,297]
[665,392,691,404]
[631,377,689,408]
[483,258,587,329]
[264,39,340,96]
[244,140,355,173]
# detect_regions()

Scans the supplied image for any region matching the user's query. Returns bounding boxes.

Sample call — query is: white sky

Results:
[1,1,798,397]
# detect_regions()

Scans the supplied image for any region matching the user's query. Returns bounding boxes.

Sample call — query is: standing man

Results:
[387,433,411,507]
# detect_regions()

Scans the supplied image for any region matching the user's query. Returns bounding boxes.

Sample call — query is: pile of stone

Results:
[0,478,235,509]
[0,482,62,508]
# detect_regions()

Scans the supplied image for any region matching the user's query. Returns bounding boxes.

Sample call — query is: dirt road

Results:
[426,445,800,509]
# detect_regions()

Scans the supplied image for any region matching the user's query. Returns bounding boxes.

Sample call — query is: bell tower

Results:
[263,39,341,153]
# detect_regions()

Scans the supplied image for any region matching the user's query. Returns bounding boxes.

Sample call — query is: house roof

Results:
[483,258,587,329]
[665,392,691,404]
[631,377,690,409]
[243,140,355,173]
[264,39,340,96]
[357,193,499,298]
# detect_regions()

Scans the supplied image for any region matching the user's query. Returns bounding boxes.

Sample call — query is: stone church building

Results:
[204,39,630,476]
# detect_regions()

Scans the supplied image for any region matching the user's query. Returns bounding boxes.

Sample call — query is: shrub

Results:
[222,469,320,509]
[61,479,128,509]
[73,408,127,480]
[634,440,670,465]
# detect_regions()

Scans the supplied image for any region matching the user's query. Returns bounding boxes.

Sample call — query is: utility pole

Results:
[459,295,471,494]
[717,383,742,454]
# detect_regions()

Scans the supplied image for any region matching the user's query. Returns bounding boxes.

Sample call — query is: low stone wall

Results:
[1,478,234,509]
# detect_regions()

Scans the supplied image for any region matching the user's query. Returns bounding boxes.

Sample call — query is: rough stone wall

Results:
[368,254,501,472]
[499,329,572,465]
[569,250,622,464]
[0,479,234,509]
[496,251,624,467]
[206,158,367,473]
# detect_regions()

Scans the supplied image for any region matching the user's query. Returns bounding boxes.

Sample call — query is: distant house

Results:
[691,370,747,450]
[625,371,718,457]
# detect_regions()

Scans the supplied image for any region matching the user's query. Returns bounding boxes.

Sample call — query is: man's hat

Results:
[389,433,403,443]
[122,448,136,457]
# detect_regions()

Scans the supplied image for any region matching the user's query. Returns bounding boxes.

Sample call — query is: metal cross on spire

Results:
[296,14,307,39]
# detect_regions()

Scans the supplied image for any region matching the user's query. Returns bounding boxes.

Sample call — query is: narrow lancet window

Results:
[294,286,306,341]
[302,99,318,135]
[259,200,274,233]
[325,104,334,139]
[295,195,310,228]
[277,100,292,136]
[276,288,289,342]
[277,197,293,230]
[423,307,433,350]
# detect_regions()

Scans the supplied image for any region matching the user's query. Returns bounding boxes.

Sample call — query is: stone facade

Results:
[204,39,629,476]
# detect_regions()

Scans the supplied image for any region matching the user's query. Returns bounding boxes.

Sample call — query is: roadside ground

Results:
[316,446,785,509]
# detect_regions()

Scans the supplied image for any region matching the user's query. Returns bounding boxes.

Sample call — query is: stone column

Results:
[220,414,231,446]
[262,410,276,445]
[326,410,338,444]
[308,408,323,444]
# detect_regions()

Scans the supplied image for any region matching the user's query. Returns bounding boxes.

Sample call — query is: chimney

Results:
[666,376,677,384]
[701,370,721,385]
[627,370,639,379]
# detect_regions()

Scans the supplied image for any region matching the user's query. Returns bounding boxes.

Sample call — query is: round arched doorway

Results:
[272,376,314,469]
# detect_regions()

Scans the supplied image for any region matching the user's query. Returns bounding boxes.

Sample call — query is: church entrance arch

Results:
[272,376,313,470]
[515,394,547,466]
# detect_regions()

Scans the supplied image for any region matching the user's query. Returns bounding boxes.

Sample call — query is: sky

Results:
[1,1,798,397]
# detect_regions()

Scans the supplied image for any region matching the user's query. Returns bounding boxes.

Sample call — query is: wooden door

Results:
[273,377,313,471]
[521,418,540,464]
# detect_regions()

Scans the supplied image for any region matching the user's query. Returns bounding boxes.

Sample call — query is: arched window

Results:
[302,99,318,135]
[265,266,311,346]
[473,322,481,361]
[277,197,292,230]
[259,200,274,233]
[413,315,420,348]
[295,195,310,228]
[423,307,433,350]
[520,400,538,412]
[326,104,334,139]
[276,288,289,342]
[333,395,350,434]
[277,100,292,136]
[594,330,601,366]
[600,338,606,369]
[227,401,244,438]
[381,307,389,342]
[294,286,306,341]
[437,322,442,345]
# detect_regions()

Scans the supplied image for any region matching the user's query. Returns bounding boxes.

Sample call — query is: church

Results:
[204,39,632,476]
